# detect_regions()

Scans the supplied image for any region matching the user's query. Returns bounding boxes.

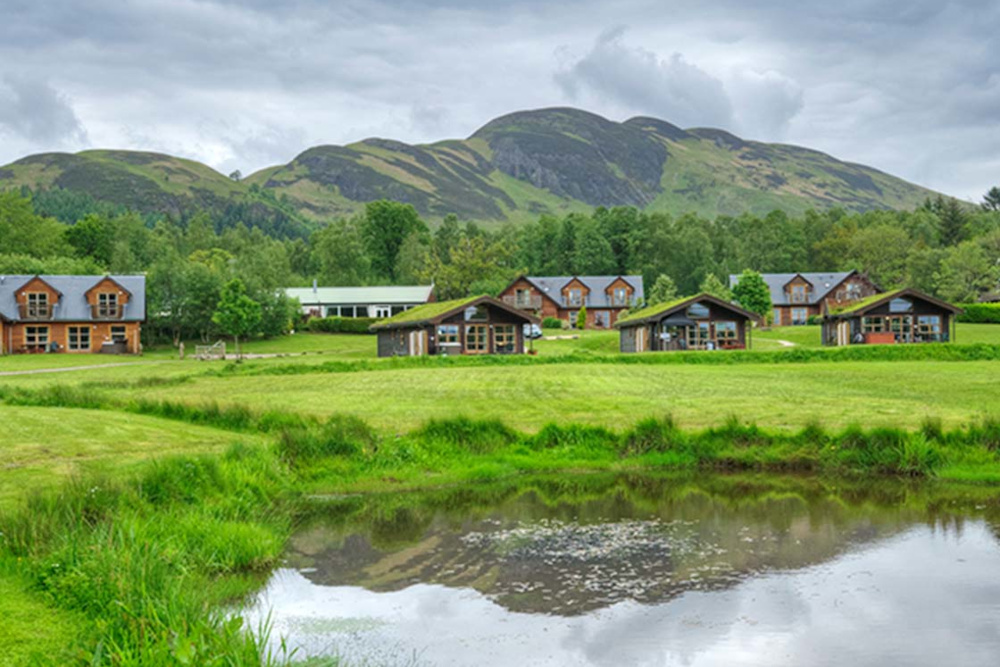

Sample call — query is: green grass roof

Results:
[615,295,696,326]
[827,289,905,316]
[372,295,486,328]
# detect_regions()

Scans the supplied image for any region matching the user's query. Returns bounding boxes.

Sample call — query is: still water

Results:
[245,475,1000,666]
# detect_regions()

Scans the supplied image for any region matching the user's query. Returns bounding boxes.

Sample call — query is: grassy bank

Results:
[3,385,1000,664]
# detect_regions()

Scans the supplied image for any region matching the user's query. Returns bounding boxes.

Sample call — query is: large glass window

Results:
[26,326,49,347]
[465,305,489,321]
[917,315,942,341]
[687,302,710,318]
[792,308,808,325]
[68,326,90,351]
[772,308,782,326]
[715,321,737,341]
[373,305,391,319]
[862,317,884,333]
[612,287,628,306]
[465,325,487,352]
[568,289,583,307]
[889,298,913,313]
[111,326,127,342]
[494,325,516,352]
[791,285,807,303]
[687,322,710,349]
[437,325,459,344]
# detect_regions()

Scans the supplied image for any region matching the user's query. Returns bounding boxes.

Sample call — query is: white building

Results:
[285,283,435,319]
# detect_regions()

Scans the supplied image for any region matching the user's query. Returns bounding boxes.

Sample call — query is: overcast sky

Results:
[1,0,997,199]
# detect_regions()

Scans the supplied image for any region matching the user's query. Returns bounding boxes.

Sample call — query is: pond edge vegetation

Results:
[3,387,1000,664]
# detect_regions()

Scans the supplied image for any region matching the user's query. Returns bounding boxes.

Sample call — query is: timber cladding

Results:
[6,321,142,354]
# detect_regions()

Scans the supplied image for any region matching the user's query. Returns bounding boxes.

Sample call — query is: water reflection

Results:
[247,474,1000,666]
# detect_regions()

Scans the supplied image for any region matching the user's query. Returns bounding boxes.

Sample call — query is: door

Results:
[465,325,488,354]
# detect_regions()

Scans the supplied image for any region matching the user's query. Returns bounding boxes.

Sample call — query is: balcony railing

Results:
[91,304,124,320]
[503,294,542,310]
[18,304,51,320]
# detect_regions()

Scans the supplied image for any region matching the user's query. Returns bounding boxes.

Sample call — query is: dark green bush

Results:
[542,316,564,329]
[306,316,378,334]
[956,303,1000,324]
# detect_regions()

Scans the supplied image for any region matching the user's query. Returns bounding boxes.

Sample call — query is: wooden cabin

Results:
[615,293,758,353]
[370,295,539,358]
[0,274,145,355]
[822,288,962,346]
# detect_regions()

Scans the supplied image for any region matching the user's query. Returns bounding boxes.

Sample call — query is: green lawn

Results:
[105,359,1000,433]
[0,405,259,510]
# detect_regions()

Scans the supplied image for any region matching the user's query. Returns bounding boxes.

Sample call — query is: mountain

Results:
[0,108,941,230]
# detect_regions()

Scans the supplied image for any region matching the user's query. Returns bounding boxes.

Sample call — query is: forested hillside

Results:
[1,108,942,226]
[2,186,998,345]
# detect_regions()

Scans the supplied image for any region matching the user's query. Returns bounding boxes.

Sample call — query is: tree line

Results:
[2,186,999,343]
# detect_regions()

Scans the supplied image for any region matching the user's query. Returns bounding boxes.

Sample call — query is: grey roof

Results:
[524,275,644,308]
[285,285,435,306]
[0,275,146,322]
[727,272,856,306]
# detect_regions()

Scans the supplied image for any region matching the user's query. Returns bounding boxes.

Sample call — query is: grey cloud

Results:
[556,26,734,130]
[0,76,87,145]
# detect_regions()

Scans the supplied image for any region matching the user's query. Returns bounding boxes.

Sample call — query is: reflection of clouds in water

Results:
[247,523,1000,667]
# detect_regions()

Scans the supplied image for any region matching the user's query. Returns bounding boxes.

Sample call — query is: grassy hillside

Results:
[2,108,941,226]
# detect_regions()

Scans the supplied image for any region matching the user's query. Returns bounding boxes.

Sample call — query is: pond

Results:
[244,474,1000,666]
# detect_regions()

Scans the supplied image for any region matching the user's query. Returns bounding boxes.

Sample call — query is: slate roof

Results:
[522,275,644,308]
[0,275,146,322]
[285,285,434,306]
[727,271,857,306]
[370,295,537,330]
[616,293,758,327]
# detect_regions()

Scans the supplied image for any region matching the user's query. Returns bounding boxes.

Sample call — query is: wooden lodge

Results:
[498,275,644,328]
[615,293,758,353]
[370,295,539,358]
[729,270,879,326]
[0,274,145,355]
[822,288,962,346]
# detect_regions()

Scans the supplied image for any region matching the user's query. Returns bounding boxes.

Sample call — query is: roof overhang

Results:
[371,295,540,331]
[84,275,133,298]
[824,288,963,319]
[617,293,759,328]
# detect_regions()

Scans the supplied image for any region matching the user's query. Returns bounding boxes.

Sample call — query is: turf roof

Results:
[371,295,486,328]
[615,295,699,326]
[827,289,906,316]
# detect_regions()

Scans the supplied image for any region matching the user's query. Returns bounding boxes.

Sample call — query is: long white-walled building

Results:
[285,284,435,319]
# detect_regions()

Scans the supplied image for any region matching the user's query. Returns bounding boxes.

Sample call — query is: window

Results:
[687,322,710,349]
[715,321,737,340]
[568,288,583,307]
[464,305,488,321]
[791,285,807,303]
[26,293,48,318]
[97,293,118,318]
[568,311,578,327]
[494,325,516,352]
[862,317,884,333]
[612,287,628,306]
[845,283,862,300]
[917,315,942,340]
[25,326,49,347]
[889,298,913,313]
[792,308,808,325]
[772,308,782,326]
[514,288,533,308]
[373,305,391,319]
[593,311,610,328]
[465,324,487,352]
[68,326,90,351]
[437,324,460,344]
[687,302,710,319]
[111,326,127,342]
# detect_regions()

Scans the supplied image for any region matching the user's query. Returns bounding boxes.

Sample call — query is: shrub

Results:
[542,316,563,329]
[306,316,378,334]
[957,303,1000,324]
[576,307,587,330]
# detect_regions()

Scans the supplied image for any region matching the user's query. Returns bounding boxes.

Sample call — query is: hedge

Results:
[306,316,379,334]
[957,303,1000,324]
[542,317,564,329]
